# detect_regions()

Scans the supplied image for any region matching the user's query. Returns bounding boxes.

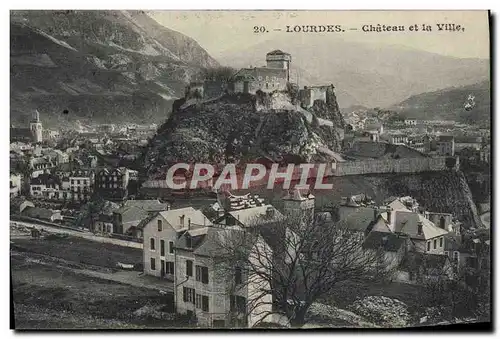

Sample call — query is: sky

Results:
[149,10,490,59]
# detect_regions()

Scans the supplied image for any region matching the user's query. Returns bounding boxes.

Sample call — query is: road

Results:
[11,221,143,249]
[12,250,172,293]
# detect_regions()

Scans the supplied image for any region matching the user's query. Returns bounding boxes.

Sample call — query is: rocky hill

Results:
[142,89,345,176]
[389,80,491,127]
[10,10,219,127]
[262,170,481,229]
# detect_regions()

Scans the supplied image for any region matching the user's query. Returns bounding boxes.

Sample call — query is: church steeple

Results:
[29,109,43,143]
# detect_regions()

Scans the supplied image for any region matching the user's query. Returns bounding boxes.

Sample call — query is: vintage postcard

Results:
[10,10,491,330]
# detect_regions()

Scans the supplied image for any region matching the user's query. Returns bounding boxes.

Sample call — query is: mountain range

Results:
[390,80,491,127]
[216,34,489,109]
[10,10,218,127]
[10,11,490,128]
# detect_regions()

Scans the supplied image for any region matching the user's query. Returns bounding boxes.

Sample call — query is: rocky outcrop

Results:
[348,296,410,328]
[143,90,345,175]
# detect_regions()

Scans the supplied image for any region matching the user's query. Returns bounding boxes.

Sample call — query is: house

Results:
[215,204,283,228]
[94,167,132,201]
[29,156,55,178]
[69,169,94,202]
[22,206,62,222]
[454,136,483,152]
[44,149,69,165]
[404,119,418,126]
[436,135,455,156]
[112,199,171,236]
[10,173,22,197]
[141,207,212,280]
[389,133,409,146]
[29,173,60,198]
[10,197,35,214]
[174,226,274,328]
[389,210,449,253]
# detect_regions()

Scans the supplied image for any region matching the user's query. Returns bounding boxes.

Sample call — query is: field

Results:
[10,230,183,329]
[11,254,178,329]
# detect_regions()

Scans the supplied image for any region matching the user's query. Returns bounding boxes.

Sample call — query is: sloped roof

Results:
[158,207,212,231]
[266,49,290,56]
[394,211,448,240]
[119,199,170,213]
[228,205,283,227]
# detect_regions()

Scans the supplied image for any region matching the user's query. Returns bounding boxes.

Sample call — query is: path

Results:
[11,221,143,249]
[12,250,172,293]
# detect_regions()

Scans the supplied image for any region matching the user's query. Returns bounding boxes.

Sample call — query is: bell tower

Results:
[29,110,43,143]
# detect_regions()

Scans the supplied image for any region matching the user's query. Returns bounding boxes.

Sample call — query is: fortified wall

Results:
[329,156,457,176]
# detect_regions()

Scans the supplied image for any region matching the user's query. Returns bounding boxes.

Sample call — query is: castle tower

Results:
[266,50,292,82]
[29,110,43,143]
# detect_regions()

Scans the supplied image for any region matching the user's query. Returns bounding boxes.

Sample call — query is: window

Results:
[439,237,443,248]
[160,240,165,256]
[183,287,195,304]
[230,295,247,313]
[195,294,202,309]
[186,260,193,277]
[202,296,209,312]
[77,180,80,185]
[196,265,209,284]
[150,238,155,250]
[195,294,209,312]
[150,258,156,270]
[427,241,431,251]
[71,180,74,185]
[169,241,174,254]
[166,261,174,275]
[157,219,162,231]
[235,267,242,285]
[433,239,437,249]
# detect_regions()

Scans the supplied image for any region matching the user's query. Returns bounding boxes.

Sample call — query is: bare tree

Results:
[212,214,388,328]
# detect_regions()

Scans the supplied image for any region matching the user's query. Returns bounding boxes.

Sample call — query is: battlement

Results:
[299,84,335,108]
[329,156,459,177]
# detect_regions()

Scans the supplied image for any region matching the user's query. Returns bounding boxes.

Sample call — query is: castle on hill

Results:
[185,50,335,108]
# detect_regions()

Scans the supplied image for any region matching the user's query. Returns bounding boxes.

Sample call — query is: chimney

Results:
[180,215,185,227]
[373,207,378,221]
[188,218,191,230]
[386,207,392,224]
[417,221,423,235]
